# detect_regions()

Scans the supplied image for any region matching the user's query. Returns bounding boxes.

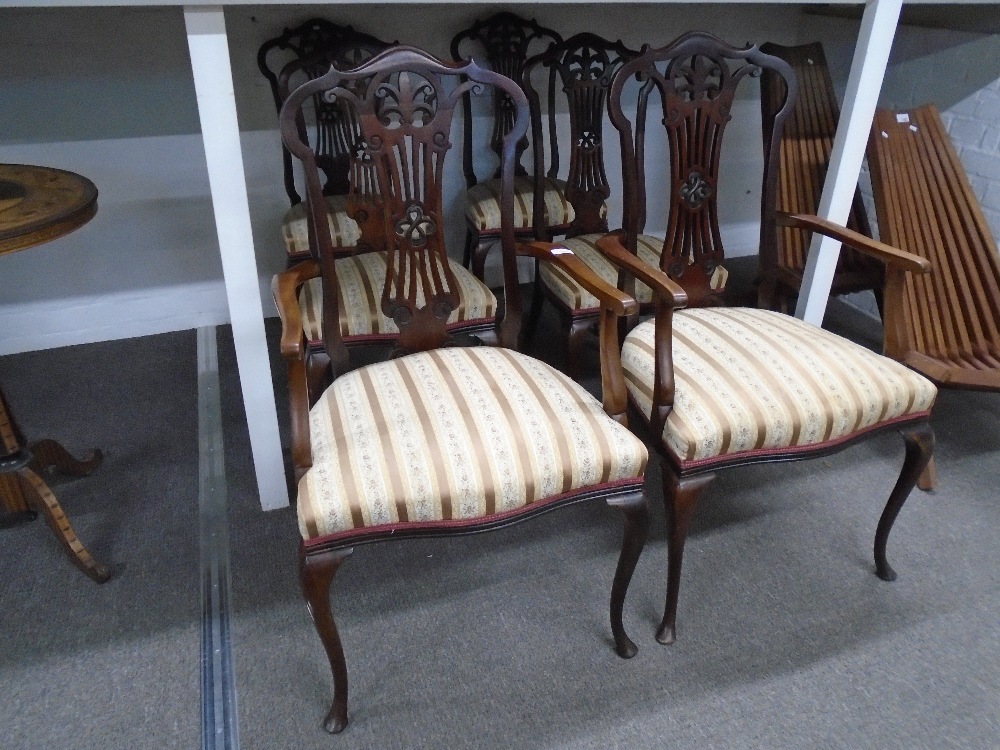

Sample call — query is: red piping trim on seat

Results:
[671,411,933,470]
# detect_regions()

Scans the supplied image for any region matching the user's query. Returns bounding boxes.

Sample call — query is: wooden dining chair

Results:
[867,103,1000,488]
[595,32,937,645]
[257,19,394,265]
[272,46,650,733]
[758,41,883,310]
[450,11,565,280]
[519,32,640,376]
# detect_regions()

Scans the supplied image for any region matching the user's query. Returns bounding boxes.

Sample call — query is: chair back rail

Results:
[280,46,530,360]
[608,32,796,307]
[868,104,1000,384]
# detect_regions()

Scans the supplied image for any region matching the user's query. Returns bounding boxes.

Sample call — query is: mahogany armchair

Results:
[272,46,650,733]
[595,32,937,645]
[450,12,565,280]
[257,19,394,264]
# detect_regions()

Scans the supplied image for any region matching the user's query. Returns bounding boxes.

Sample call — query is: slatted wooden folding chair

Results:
[759,41,883,310]
[868,103,1000,486]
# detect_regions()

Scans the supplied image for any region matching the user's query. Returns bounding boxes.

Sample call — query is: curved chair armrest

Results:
[518,240,636,424]
[777,212,931,274]
[596,232,689,308]
[596,232,685,439]
[518,240,638,317]
[271,258,322,481]
[272,259,321,359]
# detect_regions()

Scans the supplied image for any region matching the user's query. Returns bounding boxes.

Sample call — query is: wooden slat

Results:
[867,103,1000,389]
[760,42,881,299]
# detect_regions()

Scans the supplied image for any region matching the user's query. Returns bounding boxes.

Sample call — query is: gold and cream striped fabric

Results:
[298,251,497,343]
[466,176,597,233]
[622,307,937,466]
[282,194,362,259]
[539,234,666,312]
[298,347,648,541]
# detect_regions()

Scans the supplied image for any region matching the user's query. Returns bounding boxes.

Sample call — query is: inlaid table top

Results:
[0,163,98,256]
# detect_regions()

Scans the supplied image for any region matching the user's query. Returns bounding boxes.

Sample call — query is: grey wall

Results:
[1,4,811,354]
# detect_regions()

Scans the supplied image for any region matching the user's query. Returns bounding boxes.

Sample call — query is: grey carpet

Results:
[0,330,201,749]
[223,291,999,750]
[1,286,998,749]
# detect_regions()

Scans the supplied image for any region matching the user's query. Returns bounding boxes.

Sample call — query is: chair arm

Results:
[271,259,322,480]
[776,212,930,274]
[272,259,321,358]
[596,232,683,439]
[596,232,689,308]
[517,240,636,425]
[518,240,638,317]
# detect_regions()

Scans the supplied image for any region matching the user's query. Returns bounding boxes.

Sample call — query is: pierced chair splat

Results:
[272,46,650,734]
[595,32,937,646]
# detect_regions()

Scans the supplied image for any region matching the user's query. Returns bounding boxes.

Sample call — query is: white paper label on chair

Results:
[882,131,889,139]
[897,113,910,123]
[910,125,918,132]
[551,247,574,255]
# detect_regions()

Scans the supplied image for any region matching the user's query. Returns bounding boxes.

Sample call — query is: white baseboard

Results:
[0,281,235,355]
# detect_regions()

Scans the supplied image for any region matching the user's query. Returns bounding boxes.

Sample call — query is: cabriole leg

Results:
[608,494,649,659]
[300,544,354,733]
[875,423,934,582]
[657,469,715,645]
[523,268,546,351]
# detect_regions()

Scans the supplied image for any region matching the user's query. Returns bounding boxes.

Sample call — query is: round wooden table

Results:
[0,163,110,583]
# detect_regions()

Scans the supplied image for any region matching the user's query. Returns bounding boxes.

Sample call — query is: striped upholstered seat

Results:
[539,234,728,313]
[298,346,648,542]
[466,176,606,234]
[282,195,362,260]
[540,234,664,312]
[297,251,497,345]
[622,308,937,470]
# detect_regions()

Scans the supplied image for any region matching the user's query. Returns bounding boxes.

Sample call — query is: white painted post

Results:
[795,0,903,325]
[184,6,289,510]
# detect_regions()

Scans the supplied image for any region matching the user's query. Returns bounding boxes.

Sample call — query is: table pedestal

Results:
[1,164,110,583]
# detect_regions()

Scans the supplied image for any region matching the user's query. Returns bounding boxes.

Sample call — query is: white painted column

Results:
[184,6,289,510]
[795,0,903,325]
